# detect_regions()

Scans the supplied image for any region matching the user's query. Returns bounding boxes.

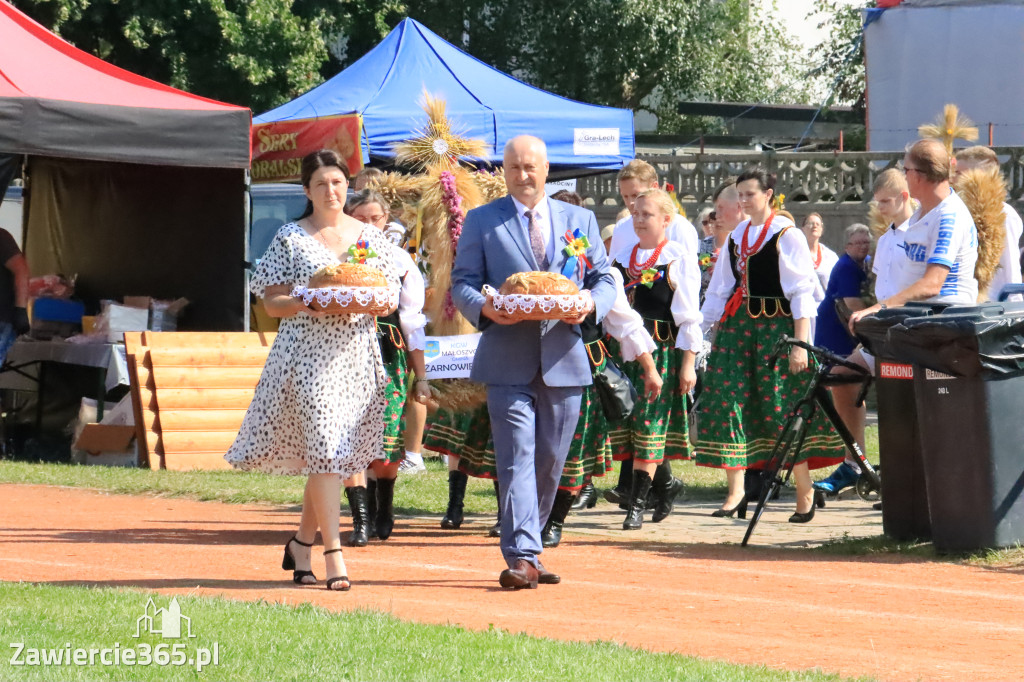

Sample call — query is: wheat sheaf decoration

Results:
[393,92,489,172]
[918,104,979,156]
[954,167,1008,300]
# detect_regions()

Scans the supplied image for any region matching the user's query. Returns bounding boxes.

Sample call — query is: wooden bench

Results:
[124,331,275,470]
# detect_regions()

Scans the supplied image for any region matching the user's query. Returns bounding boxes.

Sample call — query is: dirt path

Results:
[2,483,1023,682]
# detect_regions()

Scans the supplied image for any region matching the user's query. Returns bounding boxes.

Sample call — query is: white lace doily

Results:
[292,285,399,312]
[483,284,591,318]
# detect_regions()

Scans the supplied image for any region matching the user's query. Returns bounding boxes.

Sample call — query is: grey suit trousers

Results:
[487,373,583,568]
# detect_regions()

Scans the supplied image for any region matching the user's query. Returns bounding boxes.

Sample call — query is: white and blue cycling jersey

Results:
[889,189,978,304]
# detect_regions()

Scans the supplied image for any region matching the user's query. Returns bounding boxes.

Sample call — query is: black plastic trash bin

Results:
[854,303,948,542]
[887,293,1024,552]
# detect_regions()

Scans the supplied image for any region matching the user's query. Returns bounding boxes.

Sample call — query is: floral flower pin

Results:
[347,240,377,264]
[624,267,664,290]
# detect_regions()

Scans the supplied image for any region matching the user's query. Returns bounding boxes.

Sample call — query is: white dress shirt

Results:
[511,195,555,265]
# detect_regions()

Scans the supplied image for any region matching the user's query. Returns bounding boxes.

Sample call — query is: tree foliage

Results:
[395,0,806,132]
[807,0,873,109]
[13,0,809,128]
[12,0,331,112]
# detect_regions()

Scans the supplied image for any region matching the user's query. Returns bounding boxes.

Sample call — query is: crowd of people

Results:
[226,136,1021,591]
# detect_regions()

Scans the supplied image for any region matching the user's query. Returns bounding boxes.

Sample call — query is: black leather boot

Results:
[622,469,653,530]
[542,489,576,547]
[344,486,370,547]
[604,458,633,506]
[571,479,597,510]
[650,461,683,523]
[366,477,378,539]
[375,477,396,540]
[488,480,502,538]
[441,470,468,529]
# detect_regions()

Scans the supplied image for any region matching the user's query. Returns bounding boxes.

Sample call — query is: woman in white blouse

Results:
[697,169,844,523]
[608,189,702,530]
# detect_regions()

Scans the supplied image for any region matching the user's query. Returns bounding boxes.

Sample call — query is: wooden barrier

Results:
[124,331,274,471]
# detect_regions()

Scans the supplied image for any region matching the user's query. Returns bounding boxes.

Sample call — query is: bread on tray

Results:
[490,272,586,321]
[498,271,579,296]
[308,263,387,289]
[300,263,394,315]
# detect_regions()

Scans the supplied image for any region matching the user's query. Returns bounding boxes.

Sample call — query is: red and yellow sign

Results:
[250,114,363,182]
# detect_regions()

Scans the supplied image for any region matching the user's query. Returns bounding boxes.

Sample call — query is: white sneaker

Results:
[398,458,426,474]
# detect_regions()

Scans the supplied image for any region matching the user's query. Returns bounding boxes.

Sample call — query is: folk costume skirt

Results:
[611,325,692,465]
[439,353,616,490]
[456,404,497,481]
[379,339,407,465]
[695,310,845,470]
[422,407,475,458]
[559,341,615,491]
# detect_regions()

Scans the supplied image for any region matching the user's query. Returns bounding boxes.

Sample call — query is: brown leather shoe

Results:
[536,561,560,585]
[498,559,539,589]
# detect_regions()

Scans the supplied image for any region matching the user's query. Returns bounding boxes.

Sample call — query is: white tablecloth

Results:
[2,339,129,391]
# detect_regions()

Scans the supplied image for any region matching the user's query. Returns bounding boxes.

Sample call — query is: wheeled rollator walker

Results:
[742,336,882,547]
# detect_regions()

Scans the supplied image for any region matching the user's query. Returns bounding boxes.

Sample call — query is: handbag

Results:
[592,356,638,422]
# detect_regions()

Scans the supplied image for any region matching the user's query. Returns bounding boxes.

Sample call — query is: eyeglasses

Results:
[901,165,925,176]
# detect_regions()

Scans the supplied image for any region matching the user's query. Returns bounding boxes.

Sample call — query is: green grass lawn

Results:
[0,426,882,513]
[0,582,866,682]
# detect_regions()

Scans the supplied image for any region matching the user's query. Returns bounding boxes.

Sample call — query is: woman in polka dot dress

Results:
[225,150,400,591]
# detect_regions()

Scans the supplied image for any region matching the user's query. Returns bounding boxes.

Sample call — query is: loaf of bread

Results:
[308,263,387,289]
[499,272,579,296]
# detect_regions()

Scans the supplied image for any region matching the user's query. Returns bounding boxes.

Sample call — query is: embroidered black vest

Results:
[727,229,792,318]
[614,262,678,340]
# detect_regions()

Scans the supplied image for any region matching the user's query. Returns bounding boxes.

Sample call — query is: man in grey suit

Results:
[451,135,616,589]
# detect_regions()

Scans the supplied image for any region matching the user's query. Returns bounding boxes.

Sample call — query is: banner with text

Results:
[251,114,363,183]
[424,333,480,379]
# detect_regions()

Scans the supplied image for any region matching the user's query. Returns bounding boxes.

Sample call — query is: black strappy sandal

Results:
[323,548,351,591]
[282,535,317,585]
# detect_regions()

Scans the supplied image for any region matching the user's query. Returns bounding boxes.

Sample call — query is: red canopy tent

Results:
[0,0,251,329]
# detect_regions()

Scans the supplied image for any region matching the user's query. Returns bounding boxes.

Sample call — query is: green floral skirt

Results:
[611,330,692,465]
[451,343,614,490]
[423,407,475,458]
[695,310,845,470]
[379,345,407,464]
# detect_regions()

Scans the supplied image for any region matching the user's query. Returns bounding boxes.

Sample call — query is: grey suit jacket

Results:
[451,196,616,387]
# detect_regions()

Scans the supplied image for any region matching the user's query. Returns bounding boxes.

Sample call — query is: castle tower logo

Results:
[134,597,195,639]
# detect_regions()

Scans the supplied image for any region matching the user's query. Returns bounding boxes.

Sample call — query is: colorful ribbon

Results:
[560,228,592,278]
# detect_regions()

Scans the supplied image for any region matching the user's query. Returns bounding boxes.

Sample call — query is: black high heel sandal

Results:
[282,535,317,585]
[711,497,748,519]
[323,548,351,591]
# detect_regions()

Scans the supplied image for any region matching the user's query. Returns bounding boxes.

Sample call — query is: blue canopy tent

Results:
[255,18,635,175]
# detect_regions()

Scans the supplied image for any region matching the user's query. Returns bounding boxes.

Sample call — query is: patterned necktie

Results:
[524,209,549,270]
